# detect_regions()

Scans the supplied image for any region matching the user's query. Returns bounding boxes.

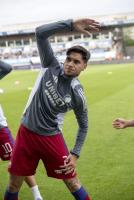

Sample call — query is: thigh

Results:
[0,127,14,160]
[41,133,76,179]
[9,125,40,176]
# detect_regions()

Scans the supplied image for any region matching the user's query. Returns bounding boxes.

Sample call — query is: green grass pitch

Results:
[1,63,134,200]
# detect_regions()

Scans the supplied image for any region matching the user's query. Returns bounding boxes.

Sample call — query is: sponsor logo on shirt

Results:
[45,80,65,107]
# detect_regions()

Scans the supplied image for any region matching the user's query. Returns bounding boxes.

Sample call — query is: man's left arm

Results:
[0,60,12,79]
[57,87,88,175]
[71,107,88,157]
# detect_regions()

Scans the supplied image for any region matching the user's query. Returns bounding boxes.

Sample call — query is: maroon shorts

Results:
[0,127,14,160]
[9,124,76,179]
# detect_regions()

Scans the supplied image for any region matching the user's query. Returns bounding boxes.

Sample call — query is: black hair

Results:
[66,45,90,63]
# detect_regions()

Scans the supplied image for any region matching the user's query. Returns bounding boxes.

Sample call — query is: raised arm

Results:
[0,60,12,79]
[35,18,100,68]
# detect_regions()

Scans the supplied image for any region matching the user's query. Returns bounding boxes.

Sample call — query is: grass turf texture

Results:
[0,63,134,200]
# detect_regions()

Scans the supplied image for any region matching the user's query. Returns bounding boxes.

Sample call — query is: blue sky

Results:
[0,0,134,26]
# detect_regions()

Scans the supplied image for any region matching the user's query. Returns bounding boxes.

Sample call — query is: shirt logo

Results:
[64,95,71,104]
[45,80,65,107]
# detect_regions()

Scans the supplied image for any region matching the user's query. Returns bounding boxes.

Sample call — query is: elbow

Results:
[8,65,12,73]
[6,64,12,73]
[2,62,12,74]
[84,127,88,134]
[80,124,88,134]
[35,26,40,35]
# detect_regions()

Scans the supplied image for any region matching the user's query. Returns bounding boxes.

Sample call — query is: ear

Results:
[82,63,87,71]
[84,63,87,69]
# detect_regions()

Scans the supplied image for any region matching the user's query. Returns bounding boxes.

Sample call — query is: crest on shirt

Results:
[64,94,71,104]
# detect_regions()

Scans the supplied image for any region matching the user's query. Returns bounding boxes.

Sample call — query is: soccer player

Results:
[4,18,101,200]
[112,118,134,129]
[0,60,43,200]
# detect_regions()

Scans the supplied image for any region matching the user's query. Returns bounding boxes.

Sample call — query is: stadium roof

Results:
[0,12,134,36]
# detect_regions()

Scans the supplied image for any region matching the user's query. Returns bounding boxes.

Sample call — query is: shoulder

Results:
[71,78,81,89]
[47,63,62,75]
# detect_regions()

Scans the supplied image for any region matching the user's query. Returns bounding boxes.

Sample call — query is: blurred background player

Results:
[4,18,101,200]
[0,60,43,200]
[113,118,134,129]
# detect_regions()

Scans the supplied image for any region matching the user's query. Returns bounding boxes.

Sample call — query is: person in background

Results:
[0,60,43,200]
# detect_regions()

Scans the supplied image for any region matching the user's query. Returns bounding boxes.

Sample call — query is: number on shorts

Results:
[2,143,12,154]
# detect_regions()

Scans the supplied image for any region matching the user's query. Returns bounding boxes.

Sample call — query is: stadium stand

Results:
[0,13,134,68]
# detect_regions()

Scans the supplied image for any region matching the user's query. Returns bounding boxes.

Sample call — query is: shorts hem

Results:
[8,169,35,177]
[47,173,76,179]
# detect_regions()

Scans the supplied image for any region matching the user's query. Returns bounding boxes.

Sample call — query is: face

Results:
[64,52,87,77]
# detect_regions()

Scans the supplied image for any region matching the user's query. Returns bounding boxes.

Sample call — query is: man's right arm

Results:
[35,18,100,68]
[35,20,73,68]
[0,60,12,79]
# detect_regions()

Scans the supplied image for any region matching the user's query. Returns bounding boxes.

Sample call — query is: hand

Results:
[112,118,128,129]
[73,18,101,35]
[54,154,77,175]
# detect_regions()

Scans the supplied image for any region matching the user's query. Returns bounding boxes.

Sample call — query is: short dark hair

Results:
[66,45,90,63]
